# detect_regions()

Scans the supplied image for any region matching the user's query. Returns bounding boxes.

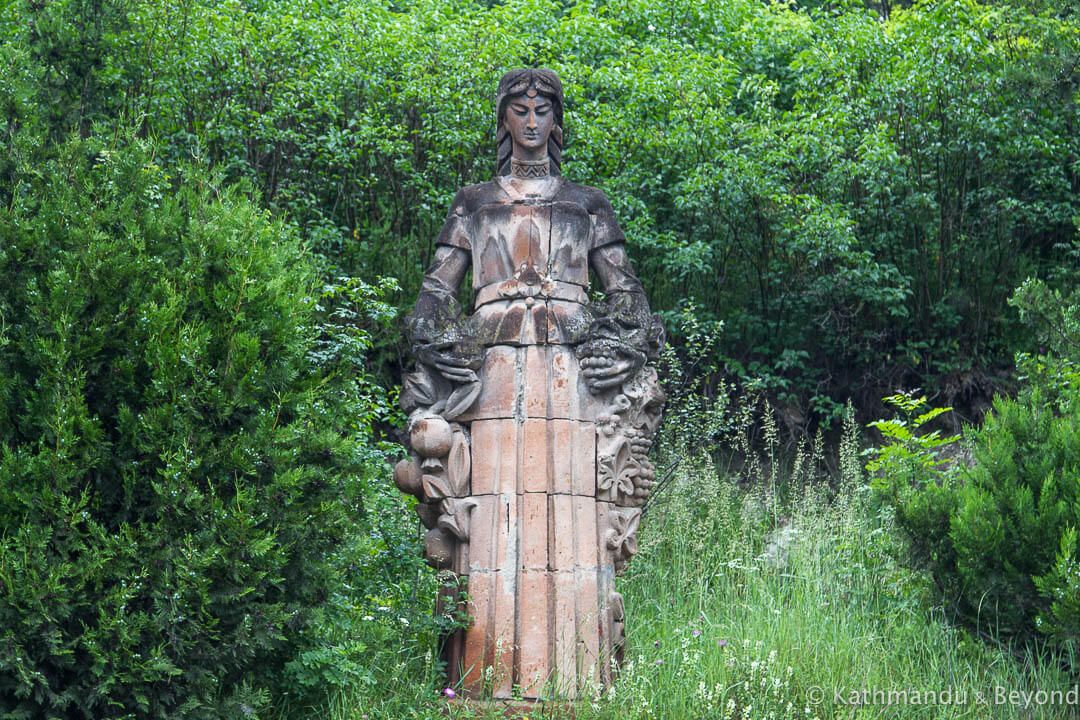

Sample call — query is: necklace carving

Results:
[510,157,550,178]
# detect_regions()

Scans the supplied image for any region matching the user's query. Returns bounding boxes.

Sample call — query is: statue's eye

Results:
[536,104,551,115]
[511,105,529,116]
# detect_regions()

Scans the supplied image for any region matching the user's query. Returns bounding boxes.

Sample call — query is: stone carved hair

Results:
[495,68,564,177]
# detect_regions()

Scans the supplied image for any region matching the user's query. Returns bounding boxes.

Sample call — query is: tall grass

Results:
[304,401,1079,720]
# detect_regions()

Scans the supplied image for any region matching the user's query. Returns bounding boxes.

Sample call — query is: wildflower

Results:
[654,640,660,647]
[362,615,374,622]
[655,659,664,665]
[443,688,456,698]
[718,638,727,647]
[692,629,701,637]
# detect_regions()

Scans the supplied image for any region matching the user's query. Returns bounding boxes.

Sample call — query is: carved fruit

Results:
[393,458,423,496]
[423,527,454,569]
[411,416,453,457]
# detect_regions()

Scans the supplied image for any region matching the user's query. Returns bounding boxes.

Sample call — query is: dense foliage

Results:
[3,0,1080,715]
[0,131,411,717]
[22,0,1071,419]
[870,266,1080,646]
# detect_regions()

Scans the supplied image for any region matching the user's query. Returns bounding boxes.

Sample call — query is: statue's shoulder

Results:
[447,181,502,216]
[555,180,617,216]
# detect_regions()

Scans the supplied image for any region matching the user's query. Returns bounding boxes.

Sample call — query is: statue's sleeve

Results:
[589,192,645,297]
[435,191,471,251]
[408,193,472,344]
[588,192,663,359]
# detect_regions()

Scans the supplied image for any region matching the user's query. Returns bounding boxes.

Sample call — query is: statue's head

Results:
[495,68,564,176]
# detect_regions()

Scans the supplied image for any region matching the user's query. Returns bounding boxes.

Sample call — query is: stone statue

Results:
[393,68,665,702]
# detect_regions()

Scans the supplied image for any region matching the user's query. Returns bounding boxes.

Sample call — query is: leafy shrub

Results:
[952,393,1080,638]
[0,133,385,718]
[865,392,960,572]
[870,270,1080,644]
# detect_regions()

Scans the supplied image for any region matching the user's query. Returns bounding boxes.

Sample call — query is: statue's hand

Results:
[433,357,478,385]
[580,342,645,393]
[418,343,481,385]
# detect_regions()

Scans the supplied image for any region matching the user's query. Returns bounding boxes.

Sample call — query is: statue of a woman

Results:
[394,69,664,702]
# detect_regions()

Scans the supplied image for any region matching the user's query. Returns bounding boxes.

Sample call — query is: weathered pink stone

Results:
[518,569,552,696]
[461,570,516,698]
[467,493,514,574]
[397,68,665,706]
[520,493,549,571]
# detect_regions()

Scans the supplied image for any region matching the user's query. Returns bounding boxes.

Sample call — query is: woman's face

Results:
[503,93,554,161]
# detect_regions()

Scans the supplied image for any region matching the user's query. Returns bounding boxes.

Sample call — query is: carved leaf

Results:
[443,380,481,421]
[622,510,641,553]
[437,498,477,541]
[421,473,453,501]
[605,526,620,551]
[597,454,616,492]
[598,438,630,497]
[446,428,471,497]
[617,456,639,498]
[437,512,463,540]
[607,508,641,561]
[404,370,438,408]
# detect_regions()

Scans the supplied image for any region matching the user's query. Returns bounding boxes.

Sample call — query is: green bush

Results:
[0,133,383,718]
[950,393,1080,638]
[871,270,1080,645]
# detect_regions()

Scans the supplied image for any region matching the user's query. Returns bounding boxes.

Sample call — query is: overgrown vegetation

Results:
[3,0,1080,717]
[7,0,1079,417]
[868,254,1080,653]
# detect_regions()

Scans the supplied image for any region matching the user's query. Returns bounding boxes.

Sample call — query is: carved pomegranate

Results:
[410,416,452,457]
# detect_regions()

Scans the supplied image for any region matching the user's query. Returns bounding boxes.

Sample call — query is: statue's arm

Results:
[582,193,664,392]
[408,245,471,344]
[590,243,651,318]
[407,190,472,345]
[587,190,655,329]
